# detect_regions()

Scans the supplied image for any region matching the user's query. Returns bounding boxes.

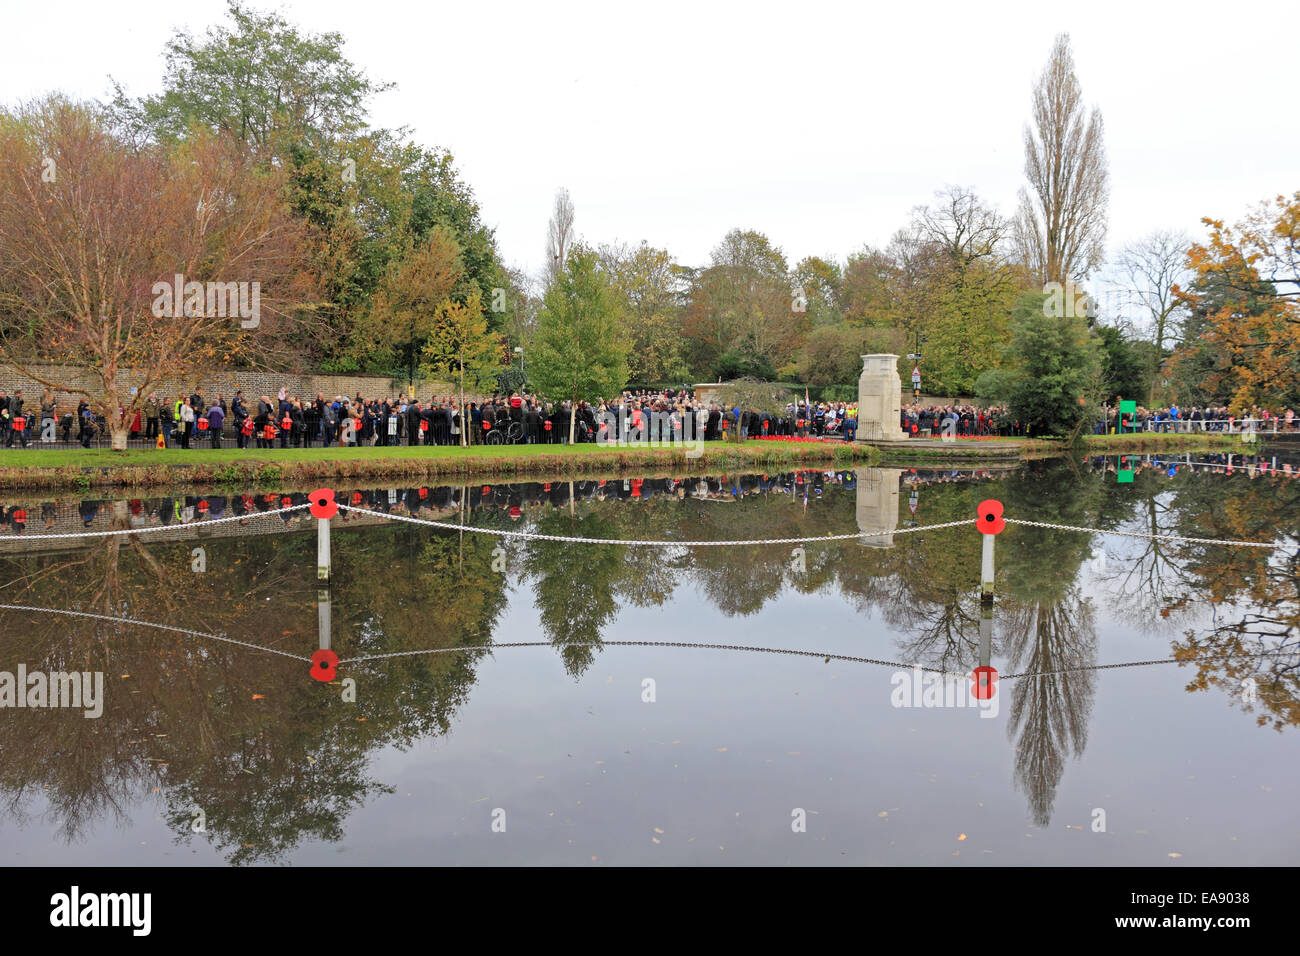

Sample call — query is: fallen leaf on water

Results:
[958,833,967,841]
[651,837,660,844]
[877,811,888,818]
[716,747,727,752]
[251,694,265,700]
[654,827,664,834]
[1168,852,1182,859]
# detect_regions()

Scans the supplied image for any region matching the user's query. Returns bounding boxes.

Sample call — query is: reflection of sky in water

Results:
[1,458,1297,865]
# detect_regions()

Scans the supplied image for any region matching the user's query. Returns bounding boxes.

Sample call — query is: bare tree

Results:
[545,187,575,281]
[0,97,312,449]
[913,185,1009,272]
[1015,34,1109,286]
[1116,230,1192,401]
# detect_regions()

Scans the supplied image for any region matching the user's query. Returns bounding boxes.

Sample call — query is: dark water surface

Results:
[0,451,1297,865]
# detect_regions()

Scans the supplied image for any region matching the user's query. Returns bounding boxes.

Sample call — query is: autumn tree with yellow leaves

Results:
[1169,192,1300,411]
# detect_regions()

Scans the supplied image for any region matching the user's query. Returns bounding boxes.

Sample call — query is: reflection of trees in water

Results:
[1,463,1294,858]
[1000,592,1097,827]
[1109,467,1300,731]
[522,512,625,677]
[0,518,504,863]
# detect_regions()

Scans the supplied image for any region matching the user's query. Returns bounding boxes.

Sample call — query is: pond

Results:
[0,450,1297,865]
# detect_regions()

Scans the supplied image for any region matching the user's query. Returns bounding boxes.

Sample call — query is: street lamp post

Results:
[514,346,524,380]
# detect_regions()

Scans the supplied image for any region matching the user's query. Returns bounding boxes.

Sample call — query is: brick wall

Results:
[0,364,469,416]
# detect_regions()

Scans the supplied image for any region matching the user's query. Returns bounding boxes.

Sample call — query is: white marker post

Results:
[318,587,332,652]
[317,516,331,583]
[981,532,995,604]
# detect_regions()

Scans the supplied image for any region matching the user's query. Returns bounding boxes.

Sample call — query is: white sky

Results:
[3,0,1298,285]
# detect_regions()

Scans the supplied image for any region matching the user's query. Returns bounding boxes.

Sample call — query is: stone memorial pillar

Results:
[856,354,907,442]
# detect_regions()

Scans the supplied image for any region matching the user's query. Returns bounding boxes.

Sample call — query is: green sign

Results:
[1119,399,1137,433]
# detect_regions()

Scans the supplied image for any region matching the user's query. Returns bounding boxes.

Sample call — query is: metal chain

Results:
[1003,517,1282,549]
[340,640,1244,681]
[339,640,960,671]
[0,504,312,541]
[0,604,311,662]
[0,603,1254,681]
[335,504,971,546]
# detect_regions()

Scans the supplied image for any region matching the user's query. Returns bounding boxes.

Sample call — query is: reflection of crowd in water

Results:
[0,471,872,536]
[1087,452,1300,480]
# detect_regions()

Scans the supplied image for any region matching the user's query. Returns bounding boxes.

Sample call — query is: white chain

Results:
[335,503,971,546]
[0,498,1283,551]
[0,504,312,540]
[0,604,312,661]
[1003,517,1283,549]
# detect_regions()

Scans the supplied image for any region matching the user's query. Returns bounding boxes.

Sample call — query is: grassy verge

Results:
[0,439,879,491]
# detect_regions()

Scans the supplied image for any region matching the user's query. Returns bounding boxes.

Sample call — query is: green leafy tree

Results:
[109,0,390,151]
[976,292,1101,437]
[1094,325,1146,402]
[597,241,688,384]
[358,227,464,388]
[421,290,501,445]
[529,246,629,444]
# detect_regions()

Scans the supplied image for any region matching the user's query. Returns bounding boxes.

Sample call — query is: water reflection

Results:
[0,455,1295,862]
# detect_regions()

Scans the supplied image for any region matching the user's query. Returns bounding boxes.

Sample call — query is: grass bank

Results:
[0,440,878,491]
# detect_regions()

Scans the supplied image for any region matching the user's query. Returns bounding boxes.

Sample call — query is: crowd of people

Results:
[900,404,1018,437]
[1098,403,1299,433]
[0,386,870,449]
[2,385,1295,450]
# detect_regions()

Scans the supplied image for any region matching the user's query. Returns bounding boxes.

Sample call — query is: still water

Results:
[0,452,1296,865]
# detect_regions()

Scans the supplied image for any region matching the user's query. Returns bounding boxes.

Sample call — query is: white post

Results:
[981,533,995,603]
[317,517,331,582]
[318,587,332,651]
[978,599,993,669]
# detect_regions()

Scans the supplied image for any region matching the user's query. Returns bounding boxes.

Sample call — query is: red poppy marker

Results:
[311,649,338,682]
[977,499,1003,601]
[971,666,998,700]
[309,488,337,519]
[976,499,1004,535]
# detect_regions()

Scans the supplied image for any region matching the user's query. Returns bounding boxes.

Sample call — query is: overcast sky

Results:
[4,0,1297,284]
